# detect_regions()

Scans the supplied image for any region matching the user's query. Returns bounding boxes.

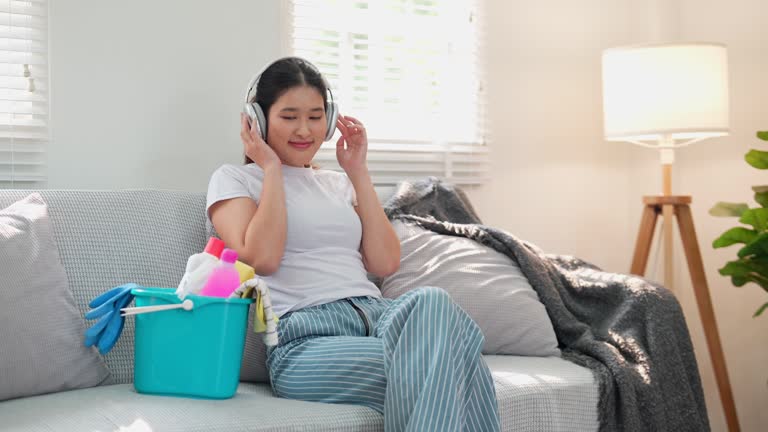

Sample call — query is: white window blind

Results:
[0,0,47,188]
[288,0,488,186]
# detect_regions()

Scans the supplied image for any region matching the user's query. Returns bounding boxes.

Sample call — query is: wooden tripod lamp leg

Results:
[662,163,675,290]
[662,204,676,289]
[675,204,740,432]
[631,204,660,276]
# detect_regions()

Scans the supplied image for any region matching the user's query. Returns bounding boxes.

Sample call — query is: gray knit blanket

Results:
[382,177,710,432]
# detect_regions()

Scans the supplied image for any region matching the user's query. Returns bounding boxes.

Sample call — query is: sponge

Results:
[234,260,256,283]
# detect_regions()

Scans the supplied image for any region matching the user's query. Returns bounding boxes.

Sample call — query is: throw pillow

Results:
[0,193,110,401]
[381,220,560,356]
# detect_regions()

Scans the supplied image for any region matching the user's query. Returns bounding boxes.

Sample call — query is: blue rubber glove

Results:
[84,283,138,354]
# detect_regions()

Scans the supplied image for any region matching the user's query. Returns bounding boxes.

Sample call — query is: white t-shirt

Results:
[206,163,382,316]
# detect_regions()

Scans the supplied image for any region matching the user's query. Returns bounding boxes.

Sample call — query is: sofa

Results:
[0,189,602,432]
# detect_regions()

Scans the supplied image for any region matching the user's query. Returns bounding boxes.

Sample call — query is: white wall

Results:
[49,0,285,191]
[49,1,766,430]
[476,0,768,431]
[671,1,768,431]
[467,0,645,274]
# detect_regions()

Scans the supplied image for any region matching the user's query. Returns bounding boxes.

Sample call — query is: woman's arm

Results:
[208,114,288,275]
[350,169,401,278]
[336,114,400,278]
[209,164,287,275]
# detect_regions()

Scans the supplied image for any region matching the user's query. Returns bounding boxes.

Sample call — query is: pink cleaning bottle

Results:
[199,248,242,298]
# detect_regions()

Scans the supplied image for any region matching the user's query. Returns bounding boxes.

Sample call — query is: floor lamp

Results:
[601,43,740,431]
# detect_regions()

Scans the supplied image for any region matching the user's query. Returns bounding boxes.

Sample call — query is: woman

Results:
[207,57,500,432]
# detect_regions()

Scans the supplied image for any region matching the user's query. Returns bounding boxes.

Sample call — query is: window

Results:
[287,0,487,186]
[0,0,48,188]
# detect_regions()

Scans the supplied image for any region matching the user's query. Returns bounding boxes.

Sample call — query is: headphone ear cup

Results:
[325,102,338,142]
[244,103,268,141]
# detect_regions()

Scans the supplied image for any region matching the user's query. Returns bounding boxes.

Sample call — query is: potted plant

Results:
[710,131,768,317]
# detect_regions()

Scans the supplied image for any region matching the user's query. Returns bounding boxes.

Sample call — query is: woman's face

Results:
[266,85,328,167]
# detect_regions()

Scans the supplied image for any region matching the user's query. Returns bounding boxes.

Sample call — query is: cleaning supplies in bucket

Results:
[177,238,257,300]
[199,248,241,298]
[175,237,224,299]
[131,287,252,399]
[84,238,278,390]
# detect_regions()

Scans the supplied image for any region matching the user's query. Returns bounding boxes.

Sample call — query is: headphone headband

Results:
[244,56,334,105]
[243,56,338,142]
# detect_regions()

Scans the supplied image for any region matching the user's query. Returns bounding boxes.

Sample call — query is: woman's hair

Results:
[244,57,328,165]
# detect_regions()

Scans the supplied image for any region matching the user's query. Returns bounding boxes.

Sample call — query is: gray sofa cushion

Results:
[0,383,384,432]
[0,190,209,385]
[0,193,110,401]
[486,355,598,431]
[0,356,598,432]
[381,221,560,356]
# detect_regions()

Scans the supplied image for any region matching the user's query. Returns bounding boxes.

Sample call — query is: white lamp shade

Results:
[601,43,729,141]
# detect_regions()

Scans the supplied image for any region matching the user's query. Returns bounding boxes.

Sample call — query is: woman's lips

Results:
[289,141,312,149]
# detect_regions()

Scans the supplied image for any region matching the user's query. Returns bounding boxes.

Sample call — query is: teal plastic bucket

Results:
[132,287,252,399]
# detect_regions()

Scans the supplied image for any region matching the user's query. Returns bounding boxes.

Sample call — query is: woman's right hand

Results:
[241,113,281,170]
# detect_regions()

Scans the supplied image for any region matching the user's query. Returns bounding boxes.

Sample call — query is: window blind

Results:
[288,0,488,186]
[0,0,47,188]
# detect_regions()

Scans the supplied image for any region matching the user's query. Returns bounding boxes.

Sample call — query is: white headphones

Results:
[243,57,338,142]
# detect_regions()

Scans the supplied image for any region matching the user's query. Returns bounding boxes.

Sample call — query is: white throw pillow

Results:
[0,193,110,401]
[381,221,560,357]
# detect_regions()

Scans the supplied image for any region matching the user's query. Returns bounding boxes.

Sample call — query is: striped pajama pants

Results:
[266,286,501,432]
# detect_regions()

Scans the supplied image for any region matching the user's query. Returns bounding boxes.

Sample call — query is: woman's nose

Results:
[296,120,311,137]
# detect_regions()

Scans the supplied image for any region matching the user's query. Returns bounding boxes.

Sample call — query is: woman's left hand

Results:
[335,115,368,176]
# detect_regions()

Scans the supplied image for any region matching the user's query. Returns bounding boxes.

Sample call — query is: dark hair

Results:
[244,57,328,165]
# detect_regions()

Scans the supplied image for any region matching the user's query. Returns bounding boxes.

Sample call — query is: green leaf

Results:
[755,190,768,208]
[730,273,765,289]
[738,232,768,259]
[720,271,768,292]
[709,202,749,217]
[732,275,748,286]
[745,149,768,169]
[713,227,757,248]
[758,131,768,141]
[754,302,768,317]
[739,208,768,231]
[719,257,768,280]
[718,258,768,289]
